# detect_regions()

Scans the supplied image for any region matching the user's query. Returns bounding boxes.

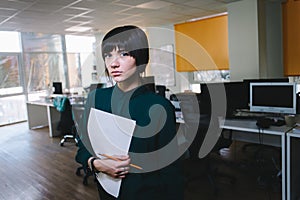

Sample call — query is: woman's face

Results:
[104,47,137,83]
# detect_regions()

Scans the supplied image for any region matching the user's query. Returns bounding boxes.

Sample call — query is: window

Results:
[21,32,65,101]
[0,31,26,125]
[0,31,21,52]
[65,35,95,90]
[0,54,22,94]
[23,53,65,101]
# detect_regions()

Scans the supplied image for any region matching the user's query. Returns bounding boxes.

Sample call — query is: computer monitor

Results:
[53,82,63,94]
[250,82,297,114]
[200,81,248,116]
[243,78,289,109]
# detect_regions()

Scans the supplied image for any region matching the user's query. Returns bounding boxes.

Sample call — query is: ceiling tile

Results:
[0,8,18,16]
[0,0,238,35]
[36,0,80,6]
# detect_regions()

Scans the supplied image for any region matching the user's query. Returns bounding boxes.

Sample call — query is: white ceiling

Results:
[0,0,240,35]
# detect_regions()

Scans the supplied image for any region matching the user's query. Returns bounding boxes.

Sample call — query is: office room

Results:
[1,0,300,199]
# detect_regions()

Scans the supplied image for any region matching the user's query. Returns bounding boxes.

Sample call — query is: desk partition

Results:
[287,131,300,200]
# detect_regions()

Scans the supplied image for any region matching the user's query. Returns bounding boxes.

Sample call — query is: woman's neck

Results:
[117,73,141,92]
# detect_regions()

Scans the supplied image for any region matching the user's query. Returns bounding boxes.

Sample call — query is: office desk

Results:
[26,100,84,137]
[26,101,61,137]
[220,118,292,200]
[286,130,300,200]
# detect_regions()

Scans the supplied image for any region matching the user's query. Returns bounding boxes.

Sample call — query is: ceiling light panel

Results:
[114,0,151,6]
[56,7,92,16]
[65,26,92,32]
[136,0,173,9]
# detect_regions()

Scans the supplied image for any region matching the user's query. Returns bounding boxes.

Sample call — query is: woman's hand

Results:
[89,155,131,179]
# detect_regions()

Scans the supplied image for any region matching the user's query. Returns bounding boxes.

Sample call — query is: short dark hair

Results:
[101,25,149,72]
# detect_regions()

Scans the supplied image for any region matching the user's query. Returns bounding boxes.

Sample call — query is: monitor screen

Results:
[200,81,248,116]
[243,78,289,109]
[53,82,63,94]
[250,82,297,114]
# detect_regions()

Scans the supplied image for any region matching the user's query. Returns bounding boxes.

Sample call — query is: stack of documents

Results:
[88,108,136,197]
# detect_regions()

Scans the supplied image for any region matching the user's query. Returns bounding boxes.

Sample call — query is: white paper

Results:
[87,108,136,197]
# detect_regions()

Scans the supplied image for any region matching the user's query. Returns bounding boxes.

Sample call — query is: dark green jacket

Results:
[75,85,184,200]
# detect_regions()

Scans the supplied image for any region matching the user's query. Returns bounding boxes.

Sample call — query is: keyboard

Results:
[227,111,286,126]
[226,114,264,121]
[227,110,271,120]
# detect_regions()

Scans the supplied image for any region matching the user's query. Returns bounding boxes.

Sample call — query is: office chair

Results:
[241,141,282,190]
[155,85,167,97]
[209,129,236,186]
[72,105,94,186]
[53,96,78,146]
[177,92,236,194]
[75,139,94,186]
[176,93,218,193]
[198,85,237,188]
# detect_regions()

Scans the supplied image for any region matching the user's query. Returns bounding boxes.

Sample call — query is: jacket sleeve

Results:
[75,91,96,169]
[157,101,184,200]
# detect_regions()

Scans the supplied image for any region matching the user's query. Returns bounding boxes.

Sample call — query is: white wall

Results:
[81,53,96,88]
[146,25,190,95]
[228,0,260,81]
[228,0,285,81]
[261,0,284,78]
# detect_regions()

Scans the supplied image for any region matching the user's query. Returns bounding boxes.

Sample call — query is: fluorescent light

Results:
[136,0,172,9]
[65,26,92,32]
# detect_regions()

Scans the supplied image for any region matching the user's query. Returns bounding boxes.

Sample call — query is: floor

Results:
[0,122,282,200]
[184,142,282,200]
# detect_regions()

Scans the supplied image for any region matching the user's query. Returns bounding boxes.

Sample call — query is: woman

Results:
[76,25,184,200]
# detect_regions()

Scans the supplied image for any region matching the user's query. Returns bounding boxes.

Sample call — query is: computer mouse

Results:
[273,119,286,126]
[256,118,273,129]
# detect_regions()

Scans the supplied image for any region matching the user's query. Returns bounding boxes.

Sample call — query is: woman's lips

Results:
[111,71,122,77]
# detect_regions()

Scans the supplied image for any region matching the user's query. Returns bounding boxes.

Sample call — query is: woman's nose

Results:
[109,57,120,68]
[111,64,119,69]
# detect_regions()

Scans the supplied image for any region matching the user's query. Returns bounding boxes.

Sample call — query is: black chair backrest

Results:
[57,98,74,134]
[175,93,210,159]
[155,85,167,97]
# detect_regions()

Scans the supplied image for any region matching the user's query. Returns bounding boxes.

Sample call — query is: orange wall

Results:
[174,15,229,72]
[282,0,300,76]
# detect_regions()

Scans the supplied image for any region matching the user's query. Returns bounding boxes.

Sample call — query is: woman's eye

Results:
[104,53,112,58]
[120,52,130,57]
